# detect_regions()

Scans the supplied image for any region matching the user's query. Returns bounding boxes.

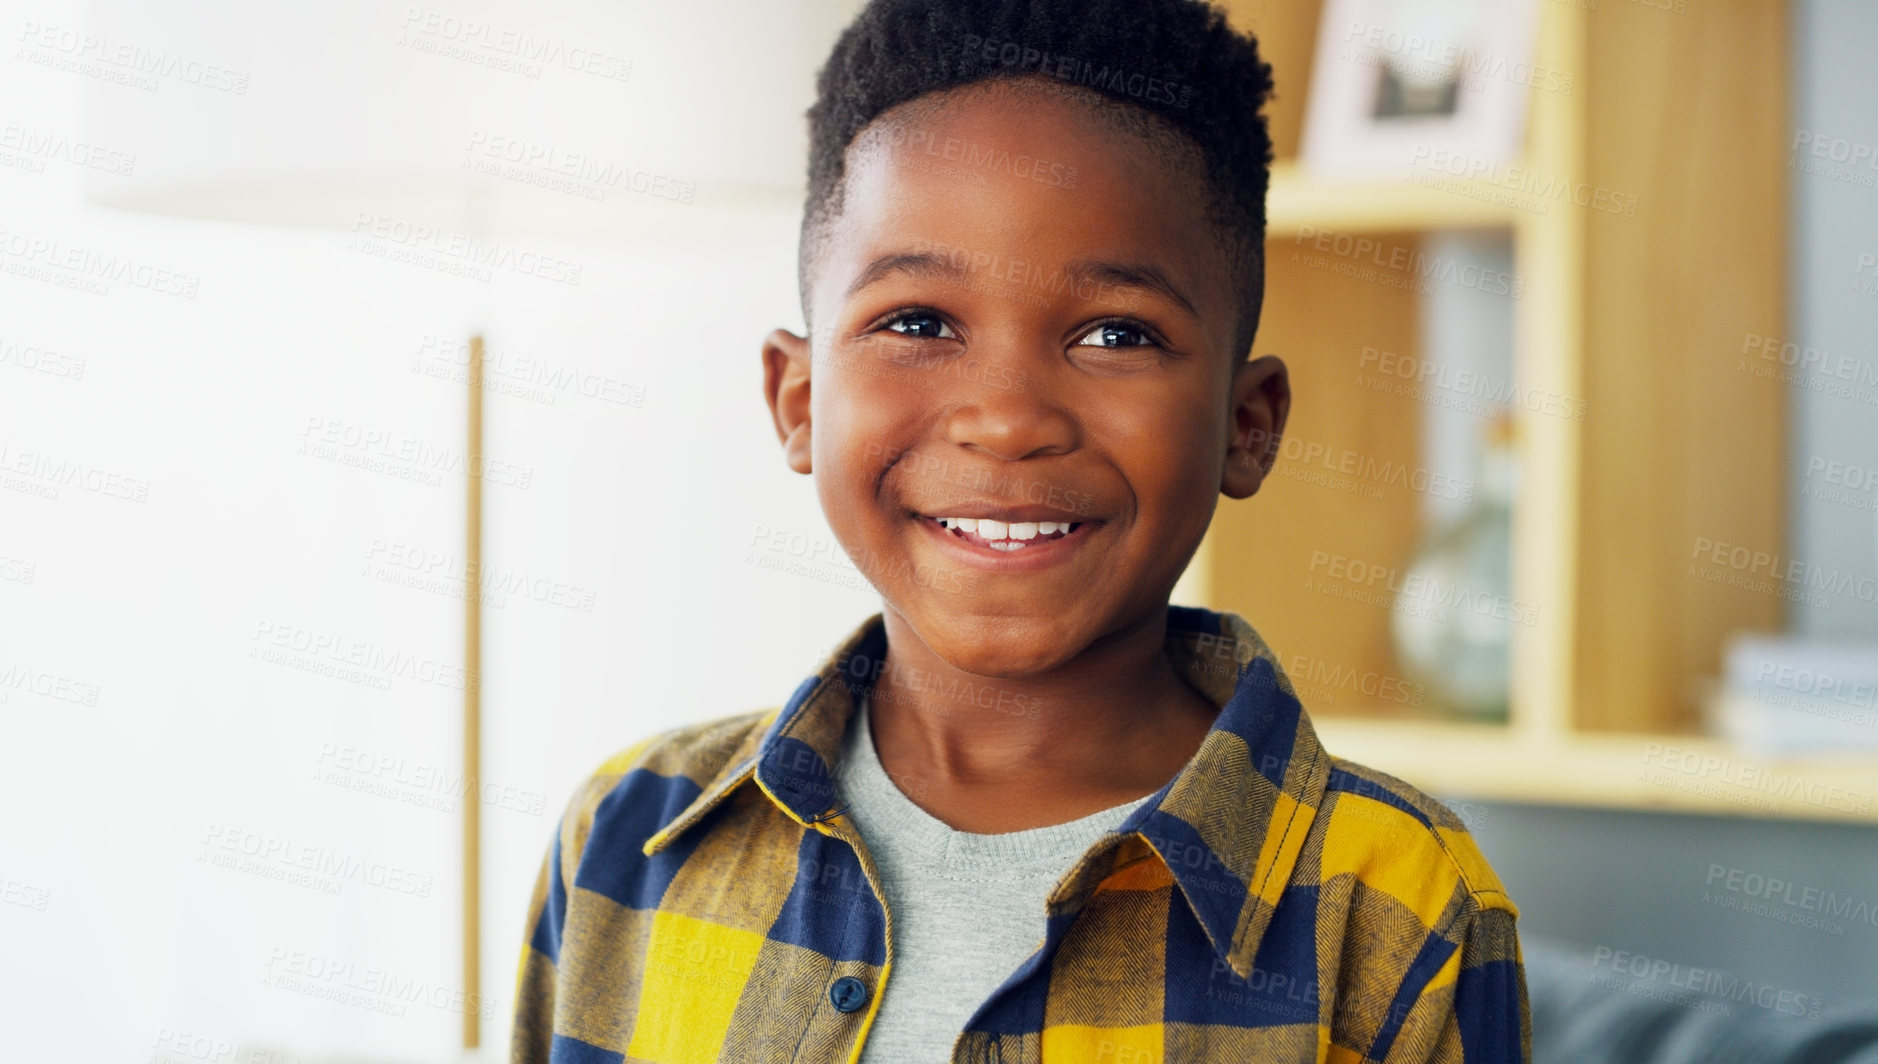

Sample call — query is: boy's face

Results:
[764,77,1287,678]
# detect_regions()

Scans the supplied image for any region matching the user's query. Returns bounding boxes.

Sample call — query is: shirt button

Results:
[829,975,868,1012]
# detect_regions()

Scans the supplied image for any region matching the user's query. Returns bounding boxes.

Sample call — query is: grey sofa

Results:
[1525,936,1878,1064]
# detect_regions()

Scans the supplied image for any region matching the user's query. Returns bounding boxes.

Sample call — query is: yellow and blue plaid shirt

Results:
[512,605,1530,1063]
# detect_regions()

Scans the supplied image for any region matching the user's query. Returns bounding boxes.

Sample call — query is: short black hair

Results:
[800,0,1276,360]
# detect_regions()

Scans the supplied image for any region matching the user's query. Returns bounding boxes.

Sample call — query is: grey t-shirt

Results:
[834,687,1155,1063]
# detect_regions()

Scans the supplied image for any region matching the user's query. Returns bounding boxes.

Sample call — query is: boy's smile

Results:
[764,75,1288,818]
[771,77,1281,669]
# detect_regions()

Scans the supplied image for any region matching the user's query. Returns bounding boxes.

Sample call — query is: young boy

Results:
[512,0,1529,1061]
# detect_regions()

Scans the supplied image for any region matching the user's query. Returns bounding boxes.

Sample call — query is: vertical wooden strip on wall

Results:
[464,334,484,1048]
[1575,1,1788,732]
[1508,0,1587,741]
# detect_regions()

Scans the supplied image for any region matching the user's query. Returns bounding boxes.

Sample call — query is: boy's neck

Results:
[866,606,1220,832]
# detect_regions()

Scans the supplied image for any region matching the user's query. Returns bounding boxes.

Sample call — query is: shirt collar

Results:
[641,604,1330,980]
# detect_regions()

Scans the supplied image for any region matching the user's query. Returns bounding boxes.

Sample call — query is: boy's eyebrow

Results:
[845,252,1199,317]
[1073,258,1199,317]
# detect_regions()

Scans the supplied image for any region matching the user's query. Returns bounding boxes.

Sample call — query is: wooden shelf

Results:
[1202,0,1802,822]
[1267,161,1524,236]
[1312,717,1878,825]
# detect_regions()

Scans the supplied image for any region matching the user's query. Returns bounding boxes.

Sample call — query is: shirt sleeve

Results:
[509,739,660,1064]
[1384,901,1532,1064]
[510,820,568,1064]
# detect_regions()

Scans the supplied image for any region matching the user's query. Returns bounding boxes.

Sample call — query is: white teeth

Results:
[931,515,1078,545]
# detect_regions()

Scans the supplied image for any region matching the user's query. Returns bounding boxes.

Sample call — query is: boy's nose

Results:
[940,387,1078,462]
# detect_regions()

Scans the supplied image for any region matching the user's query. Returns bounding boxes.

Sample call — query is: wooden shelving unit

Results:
[1177,0,1878,821]
[1267,161,1523,234]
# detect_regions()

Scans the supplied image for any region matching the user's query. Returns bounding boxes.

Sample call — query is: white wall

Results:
[0,1,868,1058]
[1789,0,1878,637]
[473,219,885,1053]
[0,180,474,1057]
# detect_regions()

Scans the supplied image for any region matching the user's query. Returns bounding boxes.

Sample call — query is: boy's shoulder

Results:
[553,706,782,854]
[1312,753,1516,917]
[588,706,779,787]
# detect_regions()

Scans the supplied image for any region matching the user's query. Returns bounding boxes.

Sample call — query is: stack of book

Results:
[1711,635,1878,753]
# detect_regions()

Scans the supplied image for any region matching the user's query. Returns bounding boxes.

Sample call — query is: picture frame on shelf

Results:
[1299,0,1544,178]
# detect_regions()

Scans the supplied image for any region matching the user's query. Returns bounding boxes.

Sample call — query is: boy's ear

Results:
[1221,354,1290,500]
[762,328,814,475]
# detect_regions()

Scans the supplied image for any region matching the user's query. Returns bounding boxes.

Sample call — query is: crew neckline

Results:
[835,686,1157,877]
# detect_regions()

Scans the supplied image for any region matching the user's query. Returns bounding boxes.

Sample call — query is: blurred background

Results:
[1,0,1874,1060]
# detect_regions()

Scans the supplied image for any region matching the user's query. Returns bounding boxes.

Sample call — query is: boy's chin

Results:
[896,606,1092,679]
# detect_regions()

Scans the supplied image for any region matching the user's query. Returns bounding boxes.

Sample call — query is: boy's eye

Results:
[1074,321,1154,348]
[883,311,956,340]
